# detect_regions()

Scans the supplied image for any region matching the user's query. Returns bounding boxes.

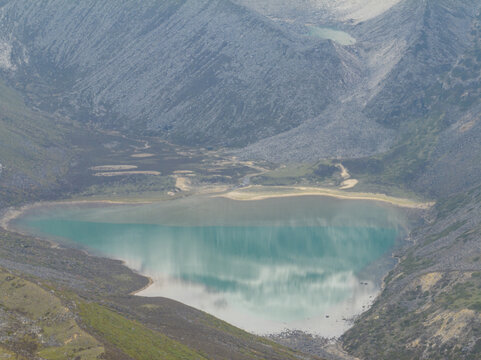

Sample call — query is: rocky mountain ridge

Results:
[1,0,479,165]
[0,0,359,148]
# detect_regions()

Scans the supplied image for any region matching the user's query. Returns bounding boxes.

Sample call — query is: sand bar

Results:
[94,171,160,176]
[339,179,359,190]
[218,185,434,209]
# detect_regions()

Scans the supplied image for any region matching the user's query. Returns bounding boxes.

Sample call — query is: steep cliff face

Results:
[0,0,357,147]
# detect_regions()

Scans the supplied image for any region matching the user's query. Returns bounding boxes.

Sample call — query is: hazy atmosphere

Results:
[0,1,480,359]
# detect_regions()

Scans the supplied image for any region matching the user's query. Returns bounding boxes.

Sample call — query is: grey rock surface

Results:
[0,0,356,148]
[0,0,479,167]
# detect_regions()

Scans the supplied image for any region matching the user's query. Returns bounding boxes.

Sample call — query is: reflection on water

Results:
[16,196,405,336]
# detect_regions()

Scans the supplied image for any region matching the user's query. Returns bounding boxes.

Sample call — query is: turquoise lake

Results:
[14,196,406,336]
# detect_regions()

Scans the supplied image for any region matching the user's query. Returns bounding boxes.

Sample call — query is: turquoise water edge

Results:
[14,196,406,336]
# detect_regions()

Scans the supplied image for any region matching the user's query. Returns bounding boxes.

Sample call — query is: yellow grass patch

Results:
[0,270,104,359]
[175,176,191,191]
[426,309,480,343]
[418,272,443,292]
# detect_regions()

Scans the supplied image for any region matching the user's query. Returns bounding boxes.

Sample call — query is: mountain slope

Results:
[240,0,481,162]
[343,186,481,359]
[0,0,356,147]
[361,0,479,128]
[0,79,74,207]
[340,8,481,359]
[341,5,481,197]
[1,0,479,162]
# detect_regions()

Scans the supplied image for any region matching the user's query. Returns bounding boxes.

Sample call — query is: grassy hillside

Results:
[0,268,104,359]
[79,302,208,360]
[0,266,212,359]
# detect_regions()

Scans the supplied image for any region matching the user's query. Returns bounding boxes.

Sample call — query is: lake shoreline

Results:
[0,184,431,233]
[0,199,154,233]
[218,185,434,210]
[0,187,421,338]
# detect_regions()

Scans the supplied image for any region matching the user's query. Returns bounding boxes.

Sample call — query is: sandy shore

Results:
[130,276,154,295]
[0,207,25,232]
[218,185,434,209]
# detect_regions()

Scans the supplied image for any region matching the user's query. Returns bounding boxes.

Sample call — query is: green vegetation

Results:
[344,16,481,194]
[0,228,314,360]
[398,253,434,276]
[344,187,481,360]
[424,220,468,245]
[74,175,175,200]
[344,271,481,360]
[438,273,481,311]
[0,8,479,360]
[442,14,481,110]
[79,302,208,360]
[0,345,26,359]
[252,163,318,186]
[343,110,446,191]
[252,161,340,186]
[0,269,104,359]
[380,111,445,186]
[436,194,472,219]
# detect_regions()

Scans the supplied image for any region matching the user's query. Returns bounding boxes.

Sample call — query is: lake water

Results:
[307,26,357,46]
[14,196,406,336]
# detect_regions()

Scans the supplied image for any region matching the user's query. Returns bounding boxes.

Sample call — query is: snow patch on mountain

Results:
[0,39,15,71]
